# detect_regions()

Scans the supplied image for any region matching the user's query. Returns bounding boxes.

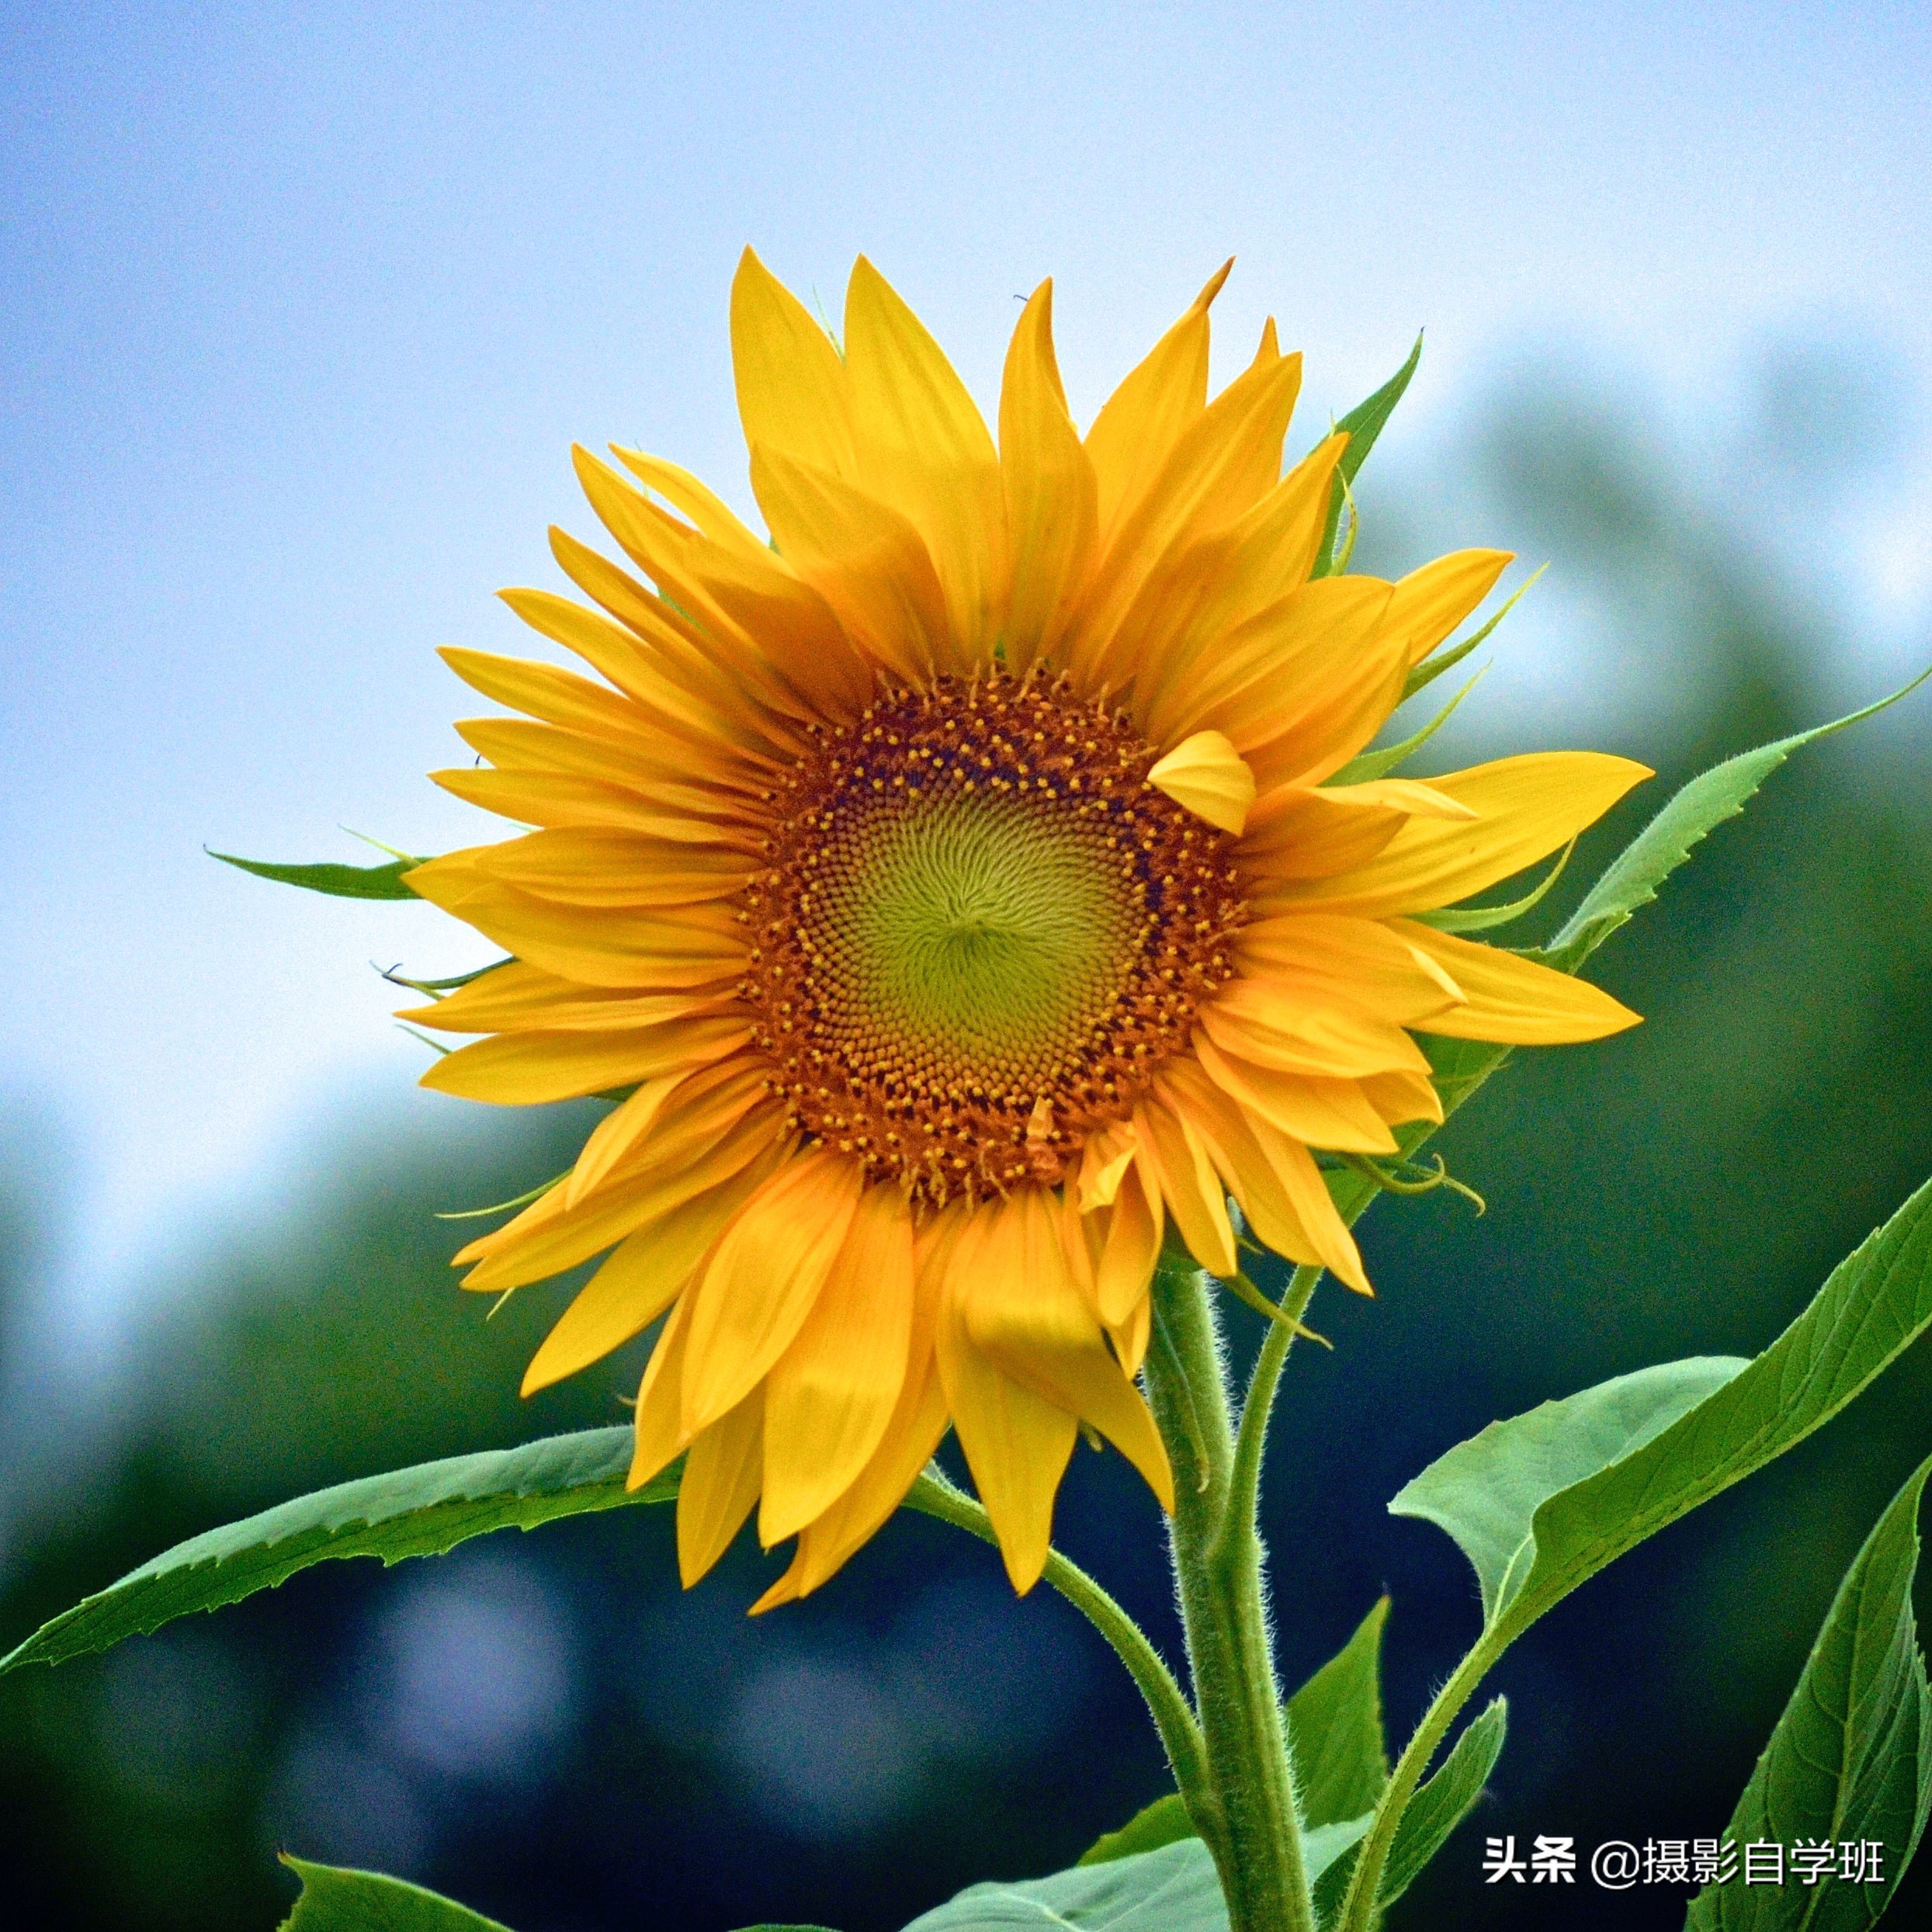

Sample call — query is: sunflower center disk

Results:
[740,671,1247,1205]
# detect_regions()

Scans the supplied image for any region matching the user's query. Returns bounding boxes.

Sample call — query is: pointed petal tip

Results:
[1195,258,1235,310]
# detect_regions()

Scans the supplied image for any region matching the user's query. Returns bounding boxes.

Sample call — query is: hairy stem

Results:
[1335,1637,1497,1932]
[904,1466,1207,1800]
[1143,1259,1315,1932]
[1223,1264,1323,1561]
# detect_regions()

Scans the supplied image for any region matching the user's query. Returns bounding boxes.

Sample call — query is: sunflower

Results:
[400,251,1646,1604]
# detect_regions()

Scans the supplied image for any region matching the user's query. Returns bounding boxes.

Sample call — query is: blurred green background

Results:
[3,353,1930,1930]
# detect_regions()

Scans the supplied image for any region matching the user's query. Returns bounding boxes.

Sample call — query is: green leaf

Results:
[1538,668,1931,973]
[907,1840,1230,1930]
[1,1427,676,1674]
[1077,1793,1198,1867]
[1391,1358,1746,1624]
[1313,1699,1508,1920]
[1686,1457,1932,1930]
[1311,335,1422,578]
[920,1824,1372,1932]
[210,849,427,901]
[1396,1167,1932,1647]
[1378,1698,1507,1905]
[1285,1596,1389,1827]
[279,1857,515,1930]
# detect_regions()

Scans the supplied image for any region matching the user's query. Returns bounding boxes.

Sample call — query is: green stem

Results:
[1335,1637,1498,1932]
[904,1466,1208,1801]
[1223,1264,1323,1560]
[1143,1259,1315,1932]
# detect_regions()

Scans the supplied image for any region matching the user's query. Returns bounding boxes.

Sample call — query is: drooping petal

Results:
[628,1292,694,1489]
[1157,1060,1367,1288]
[1132,1098,1237,1275]
[1092,1156,1164,1339]
[1193,1033,1400,1154]
[963,1191,1173,1509]
[680,1150,866,1435]
[935,1211,1078,1593]
[758,1184,917,1544]
[677,1386,765,1586]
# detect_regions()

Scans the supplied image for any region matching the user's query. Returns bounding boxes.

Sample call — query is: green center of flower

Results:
[817,790,1143,1095]
[739,671,1246,1205]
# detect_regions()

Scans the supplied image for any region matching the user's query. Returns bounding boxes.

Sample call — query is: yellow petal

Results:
[457,1100,786,1296]
[845,255,1005,664]
[1084,261,1230,539]
[1235,782,1407,885]
[1386,549,1512,669]
[404,869,747,992]
[749,446,950,684]
[1127,432,1348,733]
[1233,914,1468,1027]
[934,1214,1077,1594]
[1000,280,1098,674]
[730,247,857,480]
[1150,577,1394,762]
[563,1057,772,1209]
[420,1018,751,1106]
[1133,1099,1237,1275]
[439,644,657,750]
[471,828,753,908]
[1268,753,1653,918]
[609,446,772,560]
[1192,1035,1400,1154]
[963,1192,1173,1510]
[677,1386,765,1587]
[1198,979,1432,1080]
[751,1345,949,1613]
[1157,1061,1359,1283]
[1245,1113,1370,1292]
[629,1292,695,1488]
[680,1151,866,1434]
[429,766,760,846]
[521,1157,777,1394]
[1093,1156,1163,1335]
[454,716,695,793]
[1396,920,1642,1043]
[758,1185,917,1544]
[1148,730,1257,834]
[1075,348,1304,690]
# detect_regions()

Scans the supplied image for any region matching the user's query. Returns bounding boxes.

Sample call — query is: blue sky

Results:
[3,1,1929,1346]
